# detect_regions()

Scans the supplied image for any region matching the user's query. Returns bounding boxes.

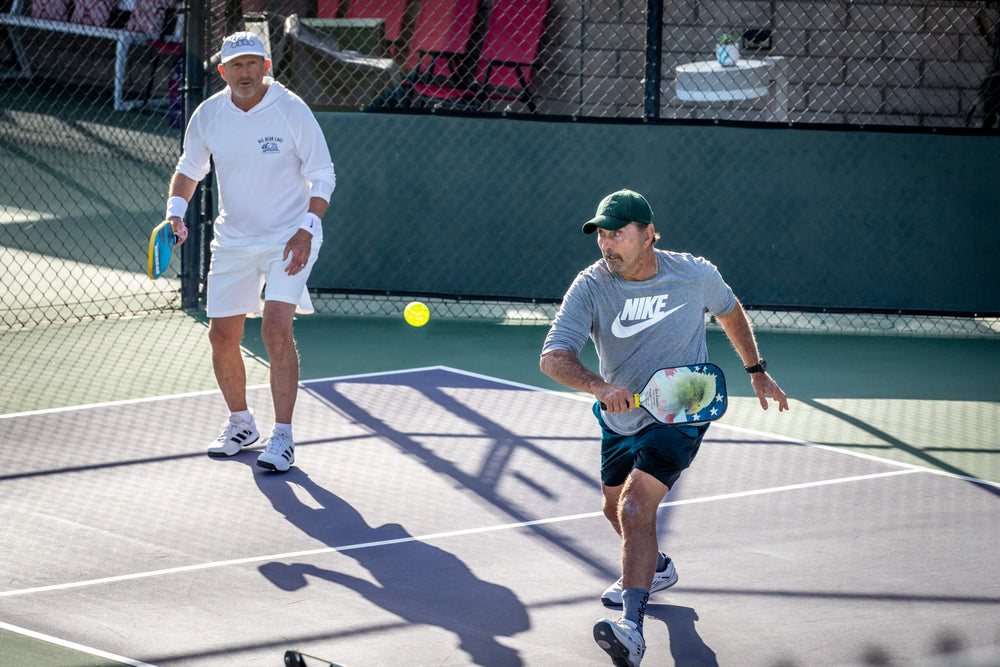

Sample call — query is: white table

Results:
[675,56,788,121]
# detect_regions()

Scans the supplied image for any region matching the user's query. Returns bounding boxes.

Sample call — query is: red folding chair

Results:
[404,0,481,106]
[316,0,340,18]
[406,0,547,112]
[345,0,409,43]
[475,0,548,111]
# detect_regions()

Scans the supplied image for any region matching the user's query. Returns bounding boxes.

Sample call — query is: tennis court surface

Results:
[2,365,998,666]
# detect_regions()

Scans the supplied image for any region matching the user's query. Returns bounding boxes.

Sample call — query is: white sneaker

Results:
[601,555,677,606]
[257,431,294,472]
[594,617,645,667]
[207,413,259,457]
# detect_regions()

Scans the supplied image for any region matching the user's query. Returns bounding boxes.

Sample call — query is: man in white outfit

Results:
[161,31,336,472]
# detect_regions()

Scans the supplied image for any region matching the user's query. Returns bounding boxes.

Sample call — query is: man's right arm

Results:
[165,173,198,245]
[165,103,211,245]
[539,349,633,413]
[168,172,198,202]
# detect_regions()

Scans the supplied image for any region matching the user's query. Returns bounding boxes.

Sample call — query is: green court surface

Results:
[1,311,998,666]
[0,622,145,667]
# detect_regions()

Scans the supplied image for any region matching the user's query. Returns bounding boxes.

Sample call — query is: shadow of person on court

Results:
[645,603,718,666]
[244,463,529,667]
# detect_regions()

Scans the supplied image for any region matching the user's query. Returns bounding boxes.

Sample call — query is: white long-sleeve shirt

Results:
[175,78,336,247]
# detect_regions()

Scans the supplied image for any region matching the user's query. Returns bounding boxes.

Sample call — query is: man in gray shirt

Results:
[540,189,788,667]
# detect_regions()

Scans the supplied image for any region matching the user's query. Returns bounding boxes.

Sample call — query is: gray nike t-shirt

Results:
[542,248,737,435]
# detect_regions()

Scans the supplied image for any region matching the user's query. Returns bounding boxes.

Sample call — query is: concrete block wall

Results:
[532,0,993,126]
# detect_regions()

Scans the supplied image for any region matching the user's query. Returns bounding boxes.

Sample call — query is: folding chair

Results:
[403,0,481,107]
[316,0,340,18]
[474,0,547,112]
[345,0,408,44]
[406,0,547,112]
[134,0,183,121]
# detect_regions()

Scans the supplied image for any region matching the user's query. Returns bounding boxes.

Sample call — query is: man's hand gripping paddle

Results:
[147,220,176,279]
[601,363,728,424]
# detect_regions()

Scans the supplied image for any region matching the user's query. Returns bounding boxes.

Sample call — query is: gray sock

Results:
[657,552,668,571]
[622,588,649,632]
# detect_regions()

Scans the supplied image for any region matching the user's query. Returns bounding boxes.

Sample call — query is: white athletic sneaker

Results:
[601,555,677,606]
[257,431,294,472]
[594,617,645,667]
[207,413,259,458]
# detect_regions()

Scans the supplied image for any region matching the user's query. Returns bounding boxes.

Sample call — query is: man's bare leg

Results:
[209,314,248,412]
[261,300,299,425]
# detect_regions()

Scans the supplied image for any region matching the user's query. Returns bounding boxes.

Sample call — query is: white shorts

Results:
[206,238,322,318]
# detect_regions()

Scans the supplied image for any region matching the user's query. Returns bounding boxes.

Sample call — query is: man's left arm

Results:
[283,196,328,275]
[284,109,335,275]
[716,300,790,411]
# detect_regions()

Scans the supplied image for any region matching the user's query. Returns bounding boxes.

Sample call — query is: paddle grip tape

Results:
[599,394,642,411]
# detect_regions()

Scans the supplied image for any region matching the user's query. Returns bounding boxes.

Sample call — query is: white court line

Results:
[0,621,157,667]
[4,364,997,486]
[544,386,1000,490]
[0,366,451,420]
[3,363,997,489]
[717,422,1000,489]
[0,388,224,420]
[0,467,919,600]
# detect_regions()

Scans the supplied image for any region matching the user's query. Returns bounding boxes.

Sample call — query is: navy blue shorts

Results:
[593,402,709,489]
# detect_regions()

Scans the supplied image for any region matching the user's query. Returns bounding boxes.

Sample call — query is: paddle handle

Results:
[598,394,640,411]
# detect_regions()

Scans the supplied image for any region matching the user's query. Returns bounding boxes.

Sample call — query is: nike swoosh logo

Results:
[611,303,686,338]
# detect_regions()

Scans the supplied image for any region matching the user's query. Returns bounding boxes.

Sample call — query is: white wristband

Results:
[166,196,188,220]
[299,212,321,235]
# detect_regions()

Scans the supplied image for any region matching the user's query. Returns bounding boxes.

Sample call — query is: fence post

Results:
[644,0,663,119]
[180,0,207,310]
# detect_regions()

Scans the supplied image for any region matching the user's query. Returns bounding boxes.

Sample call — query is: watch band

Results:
[744,359,767,374]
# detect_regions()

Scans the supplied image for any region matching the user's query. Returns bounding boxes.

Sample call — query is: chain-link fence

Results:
[2,0,998,336]
[224,0,1000,126]
[0,2,186,328]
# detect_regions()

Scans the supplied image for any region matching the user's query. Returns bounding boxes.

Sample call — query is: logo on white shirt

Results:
[611,295,686,338]
[258,135,284,155]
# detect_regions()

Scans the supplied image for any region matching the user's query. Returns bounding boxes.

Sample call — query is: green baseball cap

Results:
[582,189,653,233]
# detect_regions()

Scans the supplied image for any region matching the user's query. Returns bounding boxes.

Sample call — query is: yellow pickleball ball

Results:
[403,301,430,327]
